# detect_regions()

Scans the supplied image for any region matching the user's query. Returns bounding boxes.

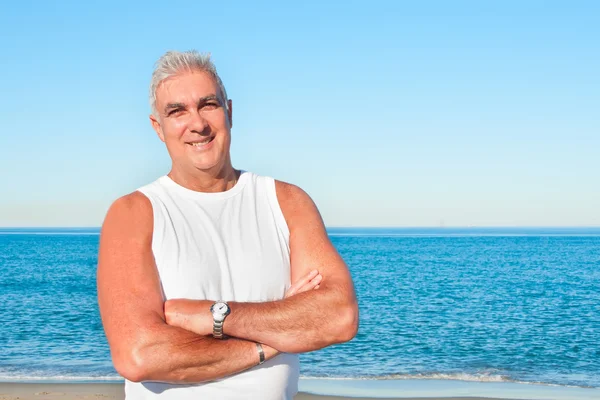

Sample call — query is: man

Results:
[97,50,359,400]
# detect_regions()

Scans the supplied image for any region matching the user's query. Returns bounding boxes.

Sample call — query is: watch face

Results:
[211,301,230,315]
[216,303,227,313]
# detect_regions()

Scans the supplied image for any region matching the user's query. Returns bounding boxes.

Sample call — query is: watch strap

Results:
[213,318,225,339]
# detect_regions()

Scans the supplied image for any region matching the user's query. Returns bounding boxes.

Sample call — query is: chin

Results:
[190,158,225,172]
[181,143,230,172]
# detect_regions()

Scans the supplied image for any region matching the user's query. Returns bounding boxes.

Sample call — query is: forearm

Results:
[224,285,357,353]
[119,322,273,383]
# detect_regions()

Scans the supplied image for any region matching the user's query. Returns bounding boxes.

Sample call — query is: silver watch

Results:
[210,301,231,339]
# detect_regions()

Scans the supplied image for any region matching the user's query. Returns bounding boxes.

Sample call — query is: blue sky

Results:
[0,1,598,227]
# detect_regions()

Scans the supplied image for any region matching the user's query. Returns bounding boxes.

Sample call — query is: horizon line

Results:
[1,226,600,230]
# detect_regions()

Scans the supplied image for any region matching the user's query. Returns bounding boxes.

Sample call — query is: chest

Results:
[152,198,291,302]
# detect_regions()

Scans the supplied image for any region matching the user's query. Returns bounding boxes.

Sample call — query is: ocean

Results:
[1,227,599,389]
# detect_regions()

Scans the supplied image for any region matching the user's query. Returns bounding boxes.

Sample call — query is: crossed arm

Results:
[165,181,359,353]
[97,192,281,383]
[97,182,358,384]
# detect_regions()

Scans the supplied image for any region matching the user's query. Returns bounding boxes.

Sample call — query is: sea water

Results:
[0,227,599,389]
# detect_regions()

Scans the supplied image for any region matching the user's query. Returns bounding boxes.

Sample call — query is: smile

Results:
[187,137,215,147]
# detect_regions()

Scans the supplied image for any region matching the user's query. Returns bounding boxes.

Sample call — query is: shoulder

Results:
[107,191,152,218]
[274,180,323,228]
[101,191,153,238]
[275,180,314,207]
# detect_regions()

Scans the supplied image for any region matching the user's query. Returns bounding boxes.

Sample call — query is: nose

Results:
[189,109,210,135]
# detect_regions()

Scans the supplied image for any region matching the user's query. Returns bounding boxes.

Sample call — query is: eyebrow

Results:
[164,102,186,114]
[196,95,223,108]
[198,95,218,104]
[163,95,221,114]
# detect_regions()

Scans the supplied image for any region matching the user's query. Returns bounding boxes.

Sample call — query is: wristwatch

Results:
[210,301,231,339]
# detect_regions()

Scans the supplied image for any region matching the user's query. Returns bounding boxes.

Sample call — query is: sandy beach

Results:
[0,382,510,400]
[3,380,600,400]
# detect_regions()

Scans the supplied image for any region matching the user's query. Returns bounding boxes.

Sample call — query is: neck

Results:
[168,161,238,193]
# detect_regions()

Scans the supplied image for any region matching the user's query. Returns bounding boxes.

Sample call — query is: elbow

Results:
[114,358,145,383]
[334,302,359,343]
[118,367,146,383]
[113,346,151,383]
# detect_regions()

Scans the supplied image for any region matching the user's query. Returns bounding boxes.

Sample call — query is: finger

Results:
[295,274,322,295]
[285,286,296,298]
[307,274,322,289]
[297,269,319,286]
[289,269,318,291]
[285,270,321,298]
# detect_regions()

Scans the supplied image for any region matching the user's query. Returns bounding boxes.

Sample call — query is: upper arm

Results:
[275,181,356,303]
[96,191,165,375]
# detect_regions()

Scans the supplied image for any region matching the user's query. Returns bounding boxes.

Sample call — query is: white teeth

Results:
[191,138,212,146]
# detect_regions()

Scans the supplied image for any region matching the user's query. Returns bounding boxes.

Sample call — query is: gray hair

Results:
[149,50,229,117]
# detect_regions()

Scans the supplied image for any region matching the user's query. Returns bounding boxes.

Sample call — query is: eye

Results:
[202,102,220,110]
[167,109,184,117]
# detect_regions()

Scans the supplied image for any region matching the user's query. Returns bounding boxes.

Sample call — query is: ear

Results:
[227,99,233,128]
[150,114,166,143]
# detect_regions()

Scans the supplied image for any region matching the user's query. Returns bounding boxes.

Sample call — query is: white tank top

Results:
[127,171,299,400]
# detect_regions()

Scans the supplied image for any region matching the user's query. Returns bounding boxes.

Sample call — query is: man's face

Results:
[151,71,233,173]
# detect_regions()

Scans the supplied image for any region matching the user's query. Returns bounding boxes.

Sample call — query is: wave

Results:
[367,372,511,382]
[0,374,123,382]
[0,372,508,384]
[302,372,508,382]
[1,372,596,390]
[299,373,597,389]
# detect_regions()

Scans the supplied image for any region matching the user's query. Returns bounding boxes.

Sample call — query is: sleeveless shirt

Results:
[127,171,299,399]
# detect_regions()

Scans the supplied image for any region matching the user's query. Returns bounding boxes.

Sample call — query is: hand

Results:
[285,269,322,298]
[164,299,214,336]
[164,270,322,335]
[261,269,322,359]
